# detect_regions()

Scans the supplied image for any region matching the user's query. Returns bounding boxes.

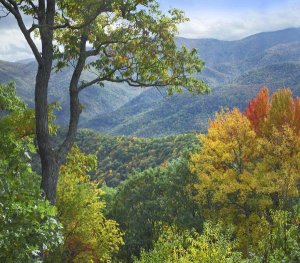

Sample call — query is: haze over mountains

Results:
[1,27,300,137]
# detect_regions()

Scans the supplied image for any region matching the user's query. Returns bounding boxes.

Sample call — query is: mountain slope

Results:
[0,60,142,125]
[2,28,300,136]
[74,129,198,186]
[85,28,300,136]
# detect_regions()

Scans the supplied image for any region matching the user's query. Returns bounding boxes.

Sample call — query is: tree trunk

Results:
[34,0,58,204]
[35,63,58,204]
[40,152,59,204]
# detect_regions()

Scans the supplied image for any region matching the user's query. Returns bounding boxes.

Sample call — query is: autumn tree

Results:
[245,87,300,136]
[190,87,300,255]
[46,147,123,262]
[245,87,300,209]
[264,89,300,137]
[190,108,268,254]
[244,86,269,135]
[0,0,208,204]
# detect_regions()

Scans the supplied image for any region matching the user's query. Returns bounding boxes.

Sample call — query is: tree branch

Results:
[28,23,39,33]
[58,32,88,162]
[53,4,112,30]
[27,0,39,14]
[78,75,178,92]
[0,5,10,17]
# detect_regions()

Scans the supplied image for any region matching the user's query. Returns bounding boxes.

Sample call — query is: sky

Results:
[159,0,300,39]
[0,0,300,61]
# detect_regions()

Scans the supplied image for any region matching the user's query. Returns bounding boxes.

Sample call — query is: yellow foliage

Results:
[190,107,300,255]
[191,109,261,204]
[48,147,123,262]
[256,125,300,202]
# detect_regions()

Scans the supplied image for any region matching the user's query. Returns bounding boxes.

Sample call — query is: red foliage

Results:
[244,87,300,135]
[244,87,270,134]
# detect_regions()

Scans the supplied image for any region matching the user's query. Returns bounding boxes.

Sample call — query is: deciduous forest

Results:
[0,0,299,262]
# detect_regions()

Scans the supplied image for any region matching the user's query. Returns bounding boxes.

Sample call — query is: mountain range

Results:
[1,27,300,136]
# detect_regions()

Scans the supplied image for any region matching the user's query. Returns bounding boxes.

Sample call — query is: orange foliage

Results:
[191,87,300,255]
[266,89,294,133]
[66,237,98,262]
[245,87,300,135]
[244,87,269,134]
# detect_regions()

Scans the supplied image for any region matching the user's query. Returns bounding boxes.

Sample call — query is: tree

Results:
[0,0,209,204]
[264,88,300,135]
[190,87,300,255]
[46,147,123,262]
[135,222,245,263]
[251,206,300,263]
[107,156,202,261]
[0,83,62,261]
[245,87,300,136]
[190,108,268,254]
[244,86,269,135]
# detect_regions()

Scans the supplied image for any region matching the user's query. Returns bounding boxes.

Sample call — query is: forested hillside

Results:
[87,28,300,136]
[2,81,300,262]
[2,0,300,262]
[104,87,300,262]
[2,28,300,136]
[72,129,198,186]
[0,60,142,125]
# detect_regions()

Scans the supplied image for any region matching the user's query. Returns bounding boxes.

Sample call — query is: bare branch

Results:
[28,23,39,33]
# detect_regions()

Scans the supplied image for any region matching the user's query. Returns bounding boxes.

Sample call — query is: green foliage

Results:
[0,82,25,111]
[135,222,245,263]
[52,0,209,95]
[251,206,300,263]
[0,83,62,262]
[46,147,123,262]
[74,129,199,186]
[106,156,202,261]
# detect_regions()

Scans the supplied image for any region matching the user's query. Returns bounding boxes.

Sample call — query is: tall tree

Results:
[0,0,208,203]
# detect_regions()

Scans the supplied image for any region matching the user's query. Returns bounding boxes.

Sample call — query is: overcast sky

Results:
[1,0,300,61]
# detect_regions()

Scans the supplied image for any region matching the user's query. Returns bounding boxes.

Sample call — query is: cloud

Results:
[1,1,300,61]
[0,10,32,28]
[177,1,300,40]
[0,28,38,61]
[0,13,38,61]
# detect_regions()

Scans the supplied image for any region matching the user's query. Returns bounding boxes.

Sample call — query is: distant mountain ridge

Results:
[85,28,300,136]
[1,27,300,136]
[0,59,143,125]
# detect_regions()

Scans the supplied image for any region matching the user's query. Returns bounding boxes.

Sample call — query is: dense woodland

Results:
[73,130,199,186]
[0,0,300,262]
[1,82,300,262]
